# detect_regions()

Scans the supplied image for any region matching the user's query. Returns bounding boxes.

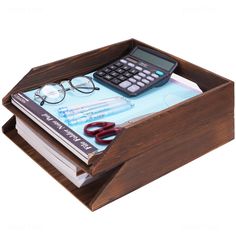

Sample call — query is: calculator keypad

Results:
[94,57,167,96]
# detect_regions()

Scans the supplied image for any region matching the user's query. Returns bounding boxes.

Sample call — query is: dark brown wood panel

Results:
[90,109,234,210]
[3,38,229,106]
[92,82,234,174]
[2,117,119,210]
[3,106,95,174]
[133,39,230,91]
[3,39,133,105]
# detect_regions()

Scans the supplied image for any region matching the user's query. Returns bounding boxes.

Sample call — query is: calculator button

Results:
[120,59,127,64]
[122,65,131,70]
[129,68,138,74]
[143,70,151,75]
[147,76,155,81]
[97,71,105,76]
[129,78,136,83]
[119,81,132,88]
[151,73,159,79]
[127,84,140,93]
[135,66,142,71]
[138,72,146,77]
[116,68,125,74]
[137,82,145,87]
[117,75,127,81]
[128,62,135,67]
[124,72,132,78]
[111,78,121,85]
[115,62,123,67]
[103,68,111,73]
[142,79,150,84]
[104,74,113,80]
[156,70,164,76]
[110,71,119,77]
[134,75,142,80]
[109,65,117,70]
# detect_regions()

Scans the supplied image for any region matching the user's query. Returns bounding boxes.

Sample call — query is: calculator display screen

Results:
[131,48,175,71]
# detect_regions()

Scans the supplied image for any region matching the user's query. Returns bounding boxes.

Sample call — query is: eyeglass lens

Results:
[70,76,95,93]
[38,83,65,104]
[35,76,96,105]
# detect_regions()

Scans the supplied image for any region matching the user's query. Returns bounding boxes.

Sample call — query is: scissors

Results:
[84,113,154,145]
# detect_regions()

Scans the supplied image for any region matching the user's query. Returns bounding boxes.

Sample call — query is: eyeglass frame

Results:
[34,75,100,106]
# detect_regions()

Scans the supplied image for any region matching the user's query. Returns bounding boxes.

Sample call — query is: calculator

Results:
[94,46,178,96]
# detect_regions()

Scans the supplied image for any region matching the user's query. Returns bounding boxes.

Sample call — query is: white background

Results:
[0,0,235,235]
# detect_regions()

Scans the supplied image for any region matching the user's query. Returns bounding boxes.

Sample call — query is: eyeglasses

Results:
[34,76,100,106]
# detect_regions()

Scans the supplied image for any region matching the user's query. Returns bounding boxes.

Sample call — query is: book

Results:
[15,116,99,188]
[11,92,98,164]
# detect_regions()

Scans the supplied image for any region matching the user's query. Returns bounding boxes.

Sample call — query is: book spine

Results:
[11,93,97,158]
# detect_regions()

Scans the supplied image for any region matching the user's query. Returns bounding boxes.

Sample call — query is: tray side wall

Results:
[92,82,234,174]
[90,82,234,210]
[2,116,118,210]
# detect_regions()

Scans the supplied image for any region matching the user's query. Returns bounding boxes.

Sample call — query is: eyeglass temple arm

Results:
[65,86,100,91]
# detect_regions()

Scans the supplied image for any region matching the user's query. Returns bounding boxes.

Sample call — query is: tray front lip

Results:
[91,80,234,175]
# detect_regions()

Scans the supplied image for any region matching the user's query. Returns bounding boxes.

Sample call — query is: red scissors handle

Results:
[84,121,115,137]
[96,127,122,145]
[84,121,122,145]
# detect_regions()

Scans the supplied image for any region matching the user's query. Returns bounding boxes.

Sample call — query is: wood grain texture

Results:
[2,116,119,210]
[5,106,94,175]
[3,38,232,171]
[90,83,234,210]
[133,39,231,91]
[2,39,234,210]
[91,82,234,175]
[3,39,133,106]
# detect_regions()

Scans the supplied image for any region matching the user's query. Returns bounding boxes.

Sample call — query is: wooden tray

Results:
[2,39,234,211]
